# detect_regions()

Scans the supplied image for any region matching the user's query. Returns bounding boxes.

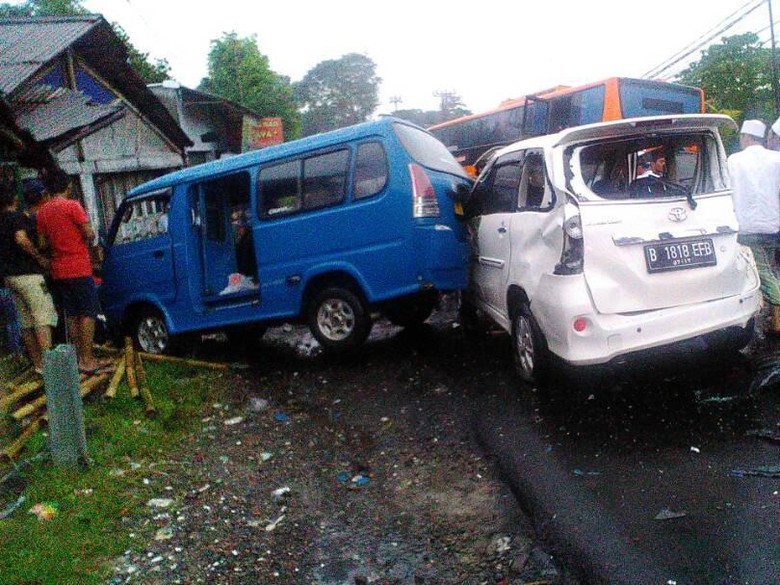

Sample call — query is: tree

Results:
[676,32,776,122]
[293,53,381,136]
[199,32,300,139]
[0,0,171,83]
[112,23,170,84]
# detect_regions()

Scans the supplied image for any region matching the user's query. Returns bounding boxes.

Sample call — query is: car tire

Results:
[133,308,172,355]
[512,305,548,385]
[384,292,437,328]
[308,286,372,352]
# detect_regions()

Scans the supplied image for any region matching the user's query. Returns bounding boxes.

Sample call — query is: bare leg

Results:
[78,315,96,369]
[20,328,42,370]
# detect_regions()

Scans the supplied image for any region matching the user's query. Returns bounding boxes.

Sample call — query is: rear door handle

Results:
[153,250,165,258]
[497,226,507,234]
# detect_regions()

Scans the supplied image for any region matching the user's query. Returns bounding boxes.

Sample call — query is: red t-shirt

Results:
[36,197,93,280]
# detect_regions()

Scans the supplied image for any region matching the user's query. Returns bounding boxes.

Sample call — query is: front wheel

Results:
[512,306,548,385]
[308,287,372,352]
[134,308,171,355]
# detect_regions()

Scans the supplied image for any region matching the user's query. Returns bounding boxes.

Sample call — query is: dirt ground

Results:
[108,308,576,585]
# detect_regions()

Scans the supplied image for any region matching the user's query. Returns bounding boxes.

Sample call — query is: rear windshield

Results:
[392,122,469,177]
[571,131,727,202]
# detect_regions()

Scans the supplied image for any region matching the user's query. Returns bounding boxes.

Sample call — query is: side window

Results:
[259,160,300,217]
[467,152,523,216]
[302,149,349,210]
[112,190,171,245]
[353,142,388,200]
[518,153,553,210]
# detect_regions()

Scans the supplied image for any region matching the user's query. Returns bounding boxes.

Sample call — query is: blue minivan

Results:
[99,117,472,353]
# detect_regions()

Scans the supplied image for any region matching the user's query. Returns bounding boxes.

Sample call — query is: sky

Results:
[73,0,774,116]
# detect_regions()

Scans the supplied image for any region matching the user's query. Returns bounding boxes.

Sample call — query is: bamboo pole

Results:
[80,373,109,399]
[134,354,156,417]
[103,357,126,399]
[11,373,109,421]
[0,379,43,412]
[138,352,229,370]
[6,366,34,390]
[1,417,43,461]
[124,338,139,398]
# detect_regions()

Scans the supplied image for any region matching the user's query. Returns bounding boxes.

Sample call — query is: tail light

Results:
[409,163,440,218]
[554,203,583,275]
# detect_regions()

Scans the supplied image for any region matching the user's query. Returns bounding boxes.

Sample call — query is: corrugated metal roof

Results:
[0,17,98,94]
[0,15,191,150]
[15,84,123,142]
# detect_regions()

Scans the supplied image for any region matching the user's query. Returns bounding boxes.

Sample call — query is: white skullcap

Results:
[741,119,766,138]
[771,117,780,137]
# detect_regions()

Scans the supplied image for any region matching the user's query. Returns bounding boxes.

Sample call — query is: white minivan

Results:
[461,114,761,382]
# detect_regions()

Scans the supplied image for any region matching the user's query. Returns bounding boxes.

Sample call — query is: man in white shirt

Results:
[727,119,780,334]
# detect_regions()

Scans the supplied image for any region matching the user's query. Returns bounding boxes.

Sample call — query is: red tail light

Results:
[409,163,439,218]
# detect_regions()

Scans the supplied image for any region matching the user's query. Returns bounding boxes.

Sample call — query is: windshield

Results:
[392,122,469,177]
[570,131,726,201]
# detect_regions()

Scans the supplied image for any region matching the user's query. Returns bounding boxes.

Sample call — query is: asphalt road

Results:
[200,309,780,584]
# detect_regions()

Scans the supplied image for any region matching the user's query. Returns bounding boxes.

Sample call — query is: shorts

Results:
[4,274,59,330]
[53,276,100,319]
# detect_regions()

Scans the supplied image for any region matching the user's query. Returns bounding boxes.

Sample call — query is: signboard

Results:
[243,116,284,151]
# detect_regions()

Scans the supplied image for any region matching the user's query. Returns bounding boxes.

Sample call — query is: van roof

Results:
[128,116,420,198]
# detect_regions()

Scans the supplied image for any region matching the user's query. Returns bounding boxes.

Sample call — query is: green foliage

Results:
[111,22,171,84]
[0,0,87,17]
[677,32,778,123]
[199,32,300,140]
[0,362,225,585]
[293,53,381,136]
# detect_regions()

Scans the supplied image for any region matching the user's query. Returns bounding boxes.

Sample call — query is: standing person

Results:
[36,168,108,373]
[727,119,780,335]
[0,182,58,373]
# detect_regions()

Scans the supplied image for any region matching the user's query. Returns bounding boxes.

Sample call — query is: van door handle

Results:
[153,250,165,258]
[497,226,507,234]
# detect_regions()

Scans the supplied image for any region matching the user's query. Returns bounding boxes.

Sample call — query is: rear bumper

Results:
[534,274,761,366]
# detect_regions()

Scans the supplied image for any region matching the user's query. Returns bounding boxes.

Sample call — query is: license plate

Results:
[644,238,717,273]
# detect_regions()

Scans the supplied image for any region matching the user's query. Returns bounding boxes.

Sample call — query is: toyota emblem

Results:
[668,207,687,222]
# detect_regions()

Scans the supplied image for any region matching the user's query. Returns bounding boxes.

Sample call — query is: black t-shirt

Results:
[0,210,41,276]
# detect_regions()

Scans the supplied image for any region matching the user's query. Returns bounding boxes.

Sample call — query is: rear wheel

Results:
[308,287,372,352]
[512,305,548,385]
[384,292,437,328]
[133,308,171,355]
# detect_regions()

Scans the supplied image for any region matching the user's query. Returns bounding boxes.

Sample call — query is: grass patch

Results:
[0,359,227,585]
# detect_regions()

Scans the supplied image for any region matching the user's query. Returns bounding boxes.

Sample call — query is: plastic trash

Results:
[731,463,780,478]
[223,416,244,426]
[29,502,58,520]
[147,498,174,508]
[219,273,258,295]
[654,508,686,520]
[274,412,290,422]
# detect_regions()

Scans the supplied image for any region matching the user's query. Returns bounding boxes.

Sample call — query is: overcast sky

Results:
[77,0,772,115]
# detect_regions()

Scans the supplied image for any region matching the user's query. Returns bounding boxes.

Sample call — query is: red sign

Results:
[243,117,284,151]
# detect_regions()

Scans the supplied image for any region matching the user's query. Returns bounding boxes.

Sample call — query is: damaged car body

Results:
[461,114,761,383]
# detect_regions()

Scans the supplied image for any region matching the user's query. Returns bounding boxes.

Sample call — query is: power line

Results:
[643,0,765,79]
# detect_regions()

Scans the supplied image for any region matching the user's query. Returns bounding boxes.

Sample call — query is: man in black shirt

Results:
[0,183,57,373]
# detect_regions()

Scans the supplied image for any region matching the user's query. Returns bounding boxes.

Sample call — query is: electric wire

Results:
[643,0,766,79]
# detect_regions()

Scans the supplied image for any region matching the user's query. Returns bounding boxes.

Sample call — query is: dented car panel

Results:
[464,114,761,378]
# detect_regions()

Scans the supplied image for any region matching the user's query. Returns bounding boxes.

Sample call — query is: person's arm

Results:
[79,221,96,244]
[14,229,50,270]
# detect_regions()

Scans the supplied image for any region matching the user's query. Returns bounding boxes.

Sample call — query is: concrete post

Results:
[43,344,88,467]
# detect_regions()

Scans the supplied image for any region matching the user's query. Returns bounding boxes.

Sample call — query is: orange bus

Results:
[428,77,705,171]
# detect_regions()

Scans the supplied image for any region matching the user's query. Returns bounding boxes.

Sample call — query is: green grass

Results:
[0,359,226,585]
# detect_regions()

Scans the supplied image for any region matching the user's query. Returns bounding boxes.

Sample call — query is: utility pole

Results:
[389,95,402,112]
[770,0,780,115]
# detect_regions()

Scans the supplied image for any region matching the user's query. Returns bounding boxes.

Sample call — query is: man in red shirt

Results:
[37,168,108,373]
